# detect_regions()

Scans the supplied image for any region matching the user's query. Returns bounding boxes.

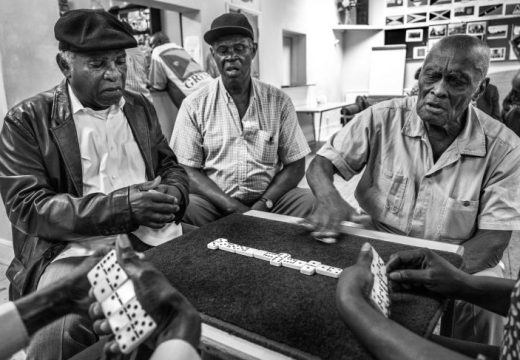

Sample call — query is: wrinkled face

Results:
[416,47,485,128]
[63,50,127,110]
[210,34,257,84]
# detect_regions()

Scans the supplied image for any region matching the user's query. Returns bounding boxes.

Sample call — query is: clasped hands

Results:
[129,176,183,228]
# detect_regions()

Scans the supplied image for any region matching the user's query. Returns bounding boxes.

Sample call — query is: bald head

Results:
[427,35,490,80]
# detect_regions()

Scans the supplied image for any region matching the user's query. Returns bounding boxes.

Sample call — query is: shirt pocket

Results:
[381,167,408,215]
[253,130,277,164]
[438,197,479,241]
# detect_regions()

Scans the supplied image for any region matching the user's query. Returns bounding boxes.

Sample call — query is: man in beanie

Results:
[0,9,188,359]
[171,13,314,226]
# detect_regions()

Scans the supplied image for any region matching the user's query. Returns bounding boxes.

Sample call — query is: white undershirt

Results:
[54,86,180,262]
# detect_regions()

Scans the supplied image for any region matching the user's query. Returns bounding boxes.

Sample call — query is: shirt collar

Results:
[218,77,257,104]
[67,84,126,118]
[402,97,486,157]
[456,104,486,157]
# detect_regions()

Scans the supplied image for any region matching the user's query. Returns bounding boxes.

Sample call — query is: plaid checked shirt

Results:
[170,77,310,204]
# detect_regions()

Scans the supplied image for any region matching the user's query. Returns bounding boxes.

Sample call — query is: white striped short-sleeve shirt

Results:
[170,77,310,203]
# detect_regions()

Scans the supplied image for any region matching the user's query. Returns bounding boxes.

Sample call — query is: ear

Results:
[250,42,258,59]
[56,53,72,79]
[472,77,489,102]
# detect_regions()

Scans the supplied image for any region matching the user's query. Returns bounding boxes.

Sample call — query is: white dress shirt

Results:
[54,86,181,262]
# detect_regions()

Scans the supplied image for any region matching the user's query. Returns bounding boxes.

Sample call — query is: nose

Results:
[103,61,122,82]
[431,78,448,98]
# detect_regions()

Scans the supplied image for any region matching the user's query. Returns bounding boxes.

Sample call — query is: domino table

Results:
[73,210,464,360]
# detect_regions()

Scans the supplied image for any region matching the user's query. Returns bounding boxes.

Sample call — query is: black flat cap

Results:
[204,13,254,45]
[55,9,137,52]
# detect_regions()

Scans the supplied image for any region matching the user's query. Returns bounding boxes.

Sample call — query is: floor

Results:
[0,155,519,360]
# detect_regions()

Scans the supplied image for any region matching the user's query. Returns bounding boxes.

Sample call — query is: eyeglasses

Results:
[213,44,252,56]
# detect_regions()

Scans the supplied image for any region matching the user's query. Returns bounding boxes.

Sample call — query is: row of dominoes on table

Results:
[207,238,343,278]
[208,238,391,317]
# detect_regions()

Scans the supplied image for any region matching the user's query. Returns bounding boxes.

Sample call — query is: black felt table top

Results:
[145,213,463,360]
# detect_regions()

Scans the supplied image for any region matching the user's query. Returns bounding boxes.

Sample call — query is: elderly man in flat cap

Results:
[171,13,315,226]
[0,9,189,359]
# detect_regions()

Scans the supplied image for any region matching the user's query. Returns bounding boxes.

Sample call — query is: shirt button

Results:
[462,201,470,207]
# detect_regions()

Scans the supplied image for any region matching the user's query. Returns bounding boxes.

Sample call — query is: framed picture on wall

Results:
[512,25,520,39]
[487,24,508,40]
[229,0,261,12]
[413,46,427,60]
[428,25,446,38]
[448,23,466,35]
[466,21,486,36]
[490,47,506,61]
[386,0,404,7]
[511,35,520,60]
[505,3,520,15]
[386,15,405,25]
[406,28,424,42]
[454,6,474,17]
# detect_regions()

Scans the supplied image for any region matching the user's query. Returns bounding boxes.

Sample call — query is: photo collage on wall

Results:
[385,0,520,61]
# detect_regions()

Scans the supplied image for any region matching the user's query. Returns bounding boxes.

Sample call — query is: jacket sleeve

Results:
[0,112,138,241]
[142,96,189,222]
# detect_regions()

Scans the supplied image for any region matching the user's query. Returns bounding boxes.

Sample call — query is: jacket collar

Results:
[49,80,151,195]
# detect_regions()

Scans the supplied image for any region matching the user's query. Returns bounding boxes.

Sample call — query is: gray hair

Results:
[58,50,76,68]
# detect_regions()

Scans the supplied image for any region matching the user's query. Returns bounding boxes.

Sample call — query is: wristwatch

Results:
[260,197,274,210]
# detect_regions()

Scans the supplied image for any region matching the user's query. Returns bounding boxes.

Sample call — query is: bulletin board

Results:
[384,0,520,61]
[369,45,407,95]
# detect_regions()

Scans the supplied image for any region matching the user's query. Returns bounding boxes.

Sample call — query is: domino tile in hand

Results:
[369,247,391,317]
[101,280,136,318]
[88,250,128,302]
[115,312,157,354]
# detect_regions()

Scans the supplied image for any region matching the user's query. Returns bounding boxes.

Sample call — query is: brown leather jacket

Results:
[0,80,189,300]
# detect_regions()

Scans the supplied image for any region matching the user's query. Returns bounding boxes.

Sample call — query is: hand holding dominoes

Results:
[88,236,201,355]
[336,243,391,318]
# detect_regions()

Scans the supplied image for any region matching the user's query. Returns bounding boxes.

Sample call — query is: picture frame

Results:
[386,0,404,7]
[448,22,466,36]
[489,47,506,61]
[487,24,508,40]
[512,24,520,39]
[229,0,261,12]
[454,6,474,17]
[413,46,427,60]
[511,34,520,61]
[406,28,424,42]
[428,25,447,38]
[466,21,486,36]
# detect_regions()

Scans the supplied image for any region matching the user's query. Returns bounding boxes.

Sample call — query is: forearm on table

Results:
[261,158,305,202]
[184,166,242,213]
[306,155,342,199]
[340,297,472,360]
[460,229,511,274]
